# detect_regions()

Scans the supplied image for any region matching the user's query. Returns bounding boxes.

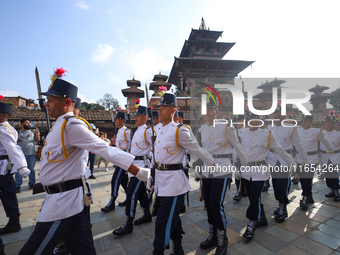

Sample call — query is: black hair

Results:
[21,118,30,124]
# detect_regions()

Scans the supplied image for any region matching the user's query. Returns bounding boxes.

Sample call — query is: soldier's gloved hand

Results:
[18,167,30,178]
[135,167,150,182]
[146,176,154,193]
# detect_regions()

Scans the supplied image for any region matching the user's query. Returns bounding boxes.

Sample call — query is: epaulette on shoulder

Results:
[0,124,14,135]
[64,115,76,120]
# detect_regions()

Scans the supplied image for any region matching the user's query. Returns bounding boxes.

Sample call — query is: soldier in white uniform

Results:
[0,101,30,255]
[296,114,333,210]
[199,101,248,255]
[151,92,215,255]
[18,78,150,255]
[101,111,130,212]
[320,112,340,201]
[113,105,153,235]
[232,114,248,201]
[267,105,308,222]
[238,111,295,239]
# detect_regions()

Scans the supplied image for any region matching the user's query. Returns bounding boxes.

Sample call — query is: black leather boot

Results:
[0,214,21,235]
[134,207,152,225]
[101,196,116,212]
[215,229,228,255]
[275,203,288,222]
[0,247,5,255]
[200,224,217,249]
[300,196,308,210]
[307,196,314,203]
[233,190,243,201]
[118,199,127,206]
[274,203,280,215]
[243,220,257,239]
[325,189,335,197]
[168,238,184,255]
[333,189,340,202]
[112,217,134,235]
[257,204,268,228]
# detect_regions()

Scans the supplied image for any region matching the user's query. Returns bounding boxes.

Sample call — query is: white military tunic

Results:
[295,127,332,164]
[239,128,295,181]
[0,122,27,175]
[116,126,131,152]
[267,125,308,167]
[38,112,134,222]
[320,130,340,164]
[130,124,152,170]
[200,123,248,177]
[154,121,214,197]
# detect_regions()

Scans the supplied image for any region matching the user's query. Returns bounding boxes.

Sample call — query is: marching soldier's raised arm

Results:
[68,120,135,171]
[0,125,27,170]
[291,127,308,163]
[318,130,333,152]
[227,126,248,166]
[269,133,295,166]
[177,125,215,167]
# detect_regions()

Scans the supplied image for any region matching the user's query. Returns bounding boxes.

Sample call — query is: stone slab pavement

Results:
[1,161,340,255]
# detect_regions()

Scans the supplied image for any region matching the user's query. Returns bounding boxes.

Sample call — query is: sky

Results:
[0,0,339,110]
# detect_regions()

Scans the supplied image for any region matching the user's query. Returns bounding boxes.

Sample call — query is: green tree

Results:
[97,93,120,110]
[329,87,340,112]
[81,102,105,110]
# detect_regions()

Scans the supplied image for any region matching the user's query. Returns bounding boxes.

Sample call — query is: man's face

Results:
[159,105,174,122]
[21,120,30,129]
[114,118,124,128]
[153,117,159,126]
[324,121,334,132]
[0,112,7,123]
[135,115,147,126]
[178,117,184,124]
[73,107,80,117]
[301,119,313,129]
[204,107,218,122]
[45,96,67,118]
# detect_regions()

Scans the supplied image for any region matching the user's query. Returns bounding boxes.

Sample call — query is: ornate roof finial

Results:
[199,17,207,30]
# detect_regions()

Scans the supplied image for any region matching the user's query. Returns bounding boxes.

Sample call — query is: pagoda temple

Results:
[121,77,144,113]
[309,84,334,113]
[253,78,293,111]
[167,18,254,118]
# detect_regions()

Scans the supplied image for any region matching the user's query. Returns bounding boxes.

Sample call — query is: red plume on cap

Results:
[117,108,121,112]
[329,110,335,116]
[177,107,180,110]
[290,111,294,114]
[0,95,4,101]
[223,116,226,119]
[135,99,140,104]
[151,106,153,111]
[55,68,68,77]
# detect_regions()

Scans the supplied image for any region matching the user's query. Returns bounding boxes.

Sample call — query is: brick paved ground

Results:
[2,161,340,255]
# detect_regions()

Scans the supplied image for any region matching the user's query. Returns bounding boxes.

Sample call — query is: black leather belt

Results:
[212,154,232,159]
[135,156,146,161]
[248,160,266,166]
[0,155,9,160]
[157,163,183,171]
[270,148,293,154]
[43,178,83,194]
[306,151,318,156]
[320,149,340,154]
